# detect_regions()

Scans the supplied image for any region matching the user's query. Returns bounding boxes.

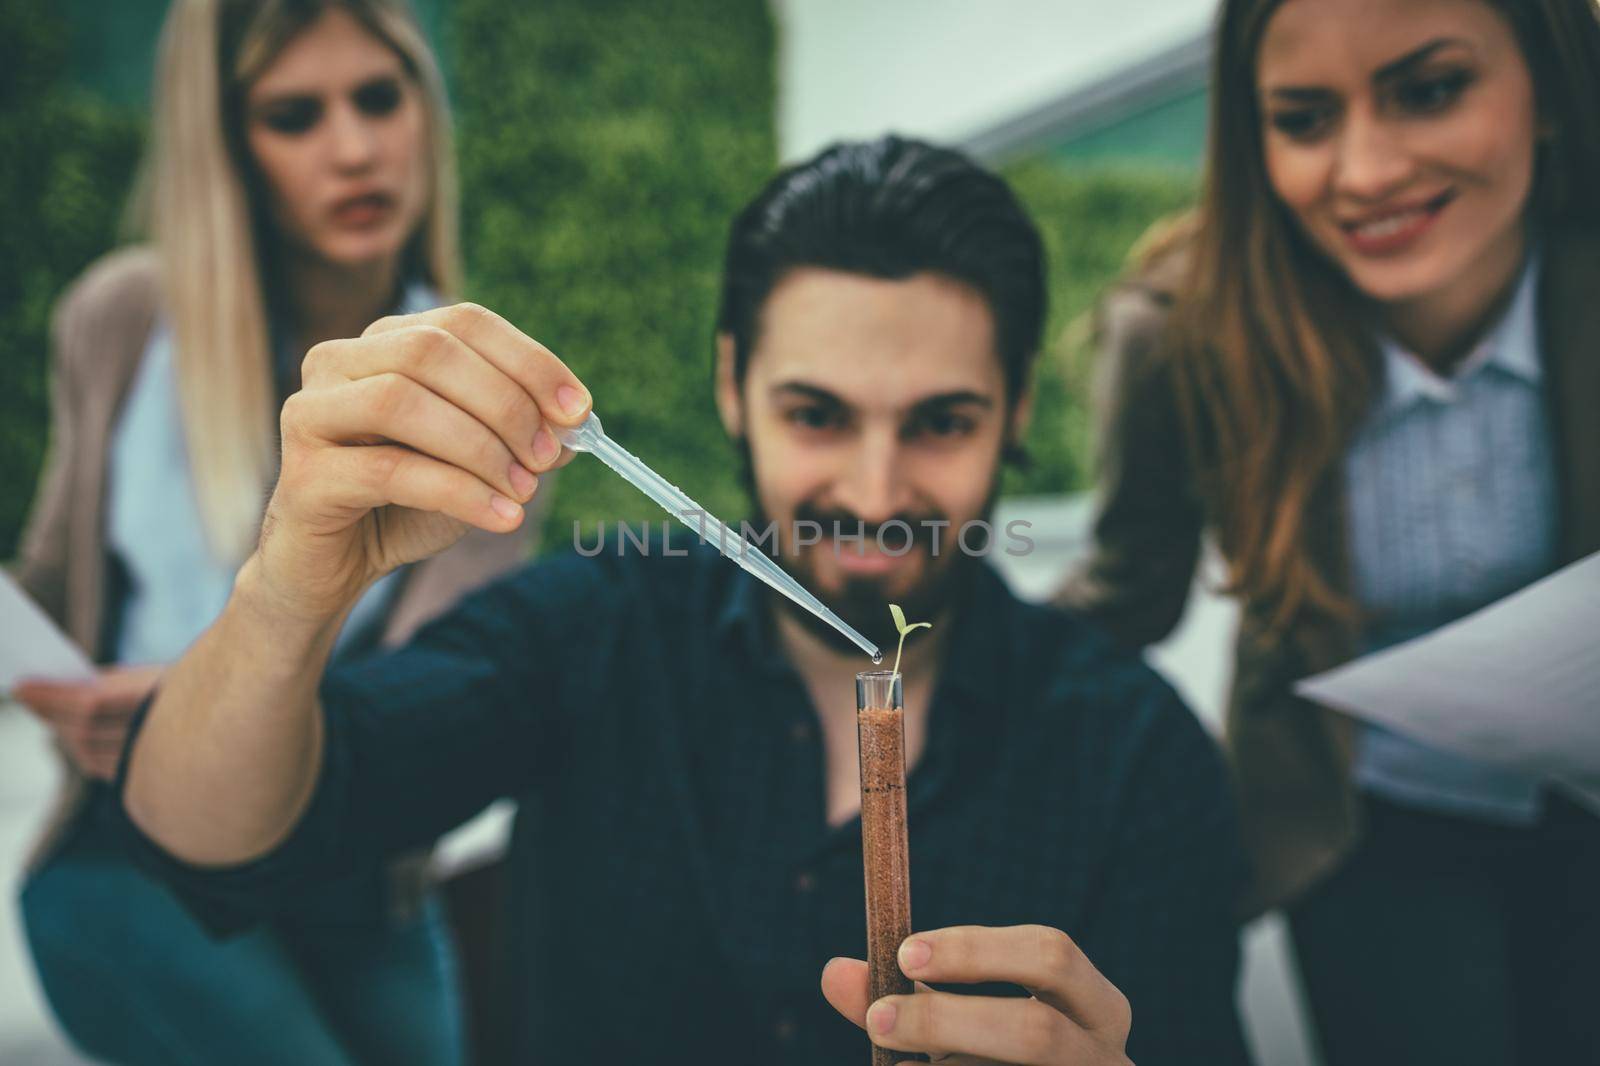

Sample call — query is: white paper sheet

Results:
[0,569,95,697]
[1295,551,1600,812]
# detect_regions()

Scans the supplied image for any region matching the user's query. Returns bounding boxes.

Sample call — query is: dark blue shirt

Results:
[118,535,1249,1064]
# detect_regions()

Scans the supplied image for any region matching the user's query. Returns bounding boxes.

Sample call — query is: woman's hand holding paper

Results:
[14,665,165,781]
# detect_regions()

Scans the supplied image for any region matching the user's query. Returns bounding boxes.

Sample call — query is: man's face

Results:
[717,267,1025,652]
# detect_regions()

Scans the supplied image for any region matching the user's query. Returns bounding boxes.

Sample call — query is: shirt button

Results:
[774,1012,797,1042]
[794,870,816,894]
[789,720,812,744]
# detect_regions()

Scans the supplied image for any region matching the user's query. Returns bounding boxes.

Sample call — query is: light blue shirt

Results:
[1345,252,1559,824]
[108,283,441,666]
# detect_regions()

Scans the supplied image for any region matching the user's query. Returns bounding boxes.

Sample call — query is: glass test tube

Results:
[856,670,915,1066]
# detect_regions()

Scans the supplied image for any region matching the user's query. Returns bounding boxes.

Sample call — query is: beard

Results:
[733,439,997,656]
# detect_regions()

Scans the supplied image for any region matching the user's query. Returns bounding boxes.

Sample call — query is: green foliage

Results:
[998,160,1197,498]
[888,602,932,679]
[452,0,777,552]
[448,0,1195,548]
[0,0,1196,563]
[0,4,144,558]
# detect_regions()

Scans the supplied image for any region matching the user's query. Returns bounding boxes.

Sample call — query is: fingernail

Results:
[490,495,522,522]
[508,462,537,497]
[557,384,589,417]
[867,1000,897,1035]
[533,426,560,466]
[899,938,931,972]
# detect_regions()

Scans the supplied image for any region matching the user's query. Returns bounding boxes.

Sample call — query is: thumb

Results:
[819,957,932,1031]
[97,664,164,706]
[11,679,91,719]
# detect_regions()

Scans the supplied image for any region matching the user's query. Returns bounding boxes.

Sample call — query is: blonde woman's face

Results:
[244,9,429,271]
[1256,0,1537,311]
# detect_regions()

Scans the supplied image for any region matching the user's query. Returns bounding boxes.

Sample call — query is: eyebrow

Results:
[769,381,995,411]
[251,73,402,109]
[1264,37,1468,100]
[1374,38,1466,81]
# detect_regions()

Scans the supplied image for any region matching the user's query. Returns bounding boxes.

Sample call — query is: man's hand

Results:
[14,665,165,781]
[261,302,590,622]
[121,302,591,867]
[821,924,1133,1065]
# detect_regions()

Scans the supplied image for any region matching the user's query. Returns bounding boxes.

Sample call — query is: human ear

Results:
[714,332,744,439]
[1008,383,1034,446]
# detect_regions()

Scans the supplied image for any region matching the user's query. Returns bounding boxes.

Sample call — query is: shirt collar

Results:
[930,565,1011,707]
[398,279,443,315]
[712,558,773,662]
[1374,248,1543,413]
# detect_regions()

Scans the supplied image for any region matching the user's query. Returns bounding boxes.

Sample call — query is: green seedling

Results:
[888,603,932,680]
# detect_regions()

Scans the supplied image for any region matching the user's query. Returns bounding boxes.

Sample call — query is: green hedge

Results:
[0,5,143,559]
[998,160,1196,499]
[451,0,778,551]
[0,0,1196,562]
[449,0,1196,549]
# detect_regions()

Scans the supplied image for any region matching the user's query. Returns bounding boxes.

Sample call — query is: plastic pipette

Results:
[555,412,883,663]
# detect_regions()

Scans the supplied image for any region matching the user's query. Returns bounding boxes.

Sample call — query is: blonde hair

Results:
[129,0,461,561]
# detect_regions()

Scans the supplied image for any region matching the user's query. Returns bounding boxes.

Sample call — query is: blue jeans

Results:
[20,814,464,1066]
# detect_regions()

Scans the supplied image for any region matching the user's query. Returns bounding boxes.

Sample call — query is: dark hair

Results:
[1493,0,1600,223]
[715,135,1046,406]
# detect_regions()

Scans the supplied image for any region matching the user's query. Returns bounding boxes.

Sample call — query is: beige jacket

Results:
[1057,227,1600,916]
[13,246,552,889]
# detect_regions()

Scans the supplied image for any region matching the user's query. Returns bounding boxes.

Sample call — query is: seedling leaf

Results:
[887,603,933,680]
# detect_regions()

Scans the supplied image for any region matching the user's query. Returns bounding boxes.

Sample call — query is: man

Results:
[118,137,1248,1064]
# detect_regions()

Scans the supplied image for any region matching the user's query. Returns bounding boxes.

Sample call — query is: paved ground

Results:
[0,707,91,1065]
[0,495,1320,1064]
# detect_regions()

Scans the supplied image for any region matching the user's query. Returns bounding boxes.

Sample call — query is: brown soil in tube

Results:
[858,705,921,1065]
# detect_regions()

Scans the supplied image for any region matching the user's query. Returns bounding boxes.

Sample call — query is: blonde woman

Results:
[1061,0,1600,1062]
[11,2,544,1062]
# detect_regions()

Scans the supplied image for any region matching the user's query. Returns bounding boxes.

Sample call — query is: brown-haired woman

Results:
[1059,0,1600,1063]
[10,1,547,1062]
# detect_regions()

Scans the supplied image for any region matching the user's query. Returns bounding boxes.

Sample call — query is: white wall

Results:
[773,0,1217,161]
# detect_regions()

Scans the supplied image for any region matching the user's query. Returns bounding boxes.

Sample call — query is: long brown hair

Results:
[128,0,461,561]
[1167,0,1600,632]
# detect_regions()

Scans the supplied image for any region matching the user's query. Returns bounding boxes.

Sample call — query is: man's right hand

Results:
[122,303,589,866]
[261,302,591,621]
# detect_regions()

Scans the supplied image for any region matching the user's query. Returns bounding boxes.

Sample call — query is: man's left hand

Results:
[821,924,1133,1065]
